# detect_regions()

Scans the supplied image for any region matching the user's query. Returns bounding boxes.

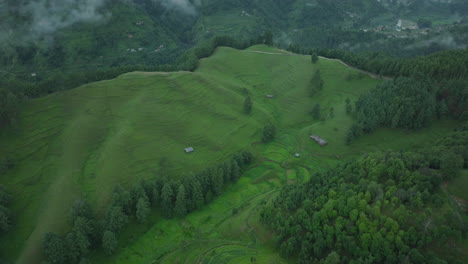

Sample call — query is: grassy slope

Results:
[88,46,459,264]
[0,45,461,263]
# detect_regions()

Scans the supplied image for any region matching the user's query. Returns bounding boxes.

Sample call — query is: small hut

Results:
[266,95,274,98]
[184,147,194,153]
[294,153,301,158]
[310,135,328,146]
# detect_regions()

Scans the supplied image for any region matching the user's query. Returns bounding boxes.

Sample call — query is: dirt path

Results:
[243,50,298,56]
[243,50,392,80]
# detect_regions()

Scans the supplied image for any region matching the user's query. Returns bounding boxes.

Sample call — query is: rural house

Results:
[310,135,328,146]
[184,147,194,153]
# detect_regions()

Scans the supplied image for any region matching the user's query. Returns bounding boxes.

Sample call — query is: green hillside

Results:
[0,45,461,264]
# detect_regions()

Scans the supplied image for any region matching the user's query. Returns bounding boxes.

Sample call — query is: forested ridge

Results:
[261,129,468,263]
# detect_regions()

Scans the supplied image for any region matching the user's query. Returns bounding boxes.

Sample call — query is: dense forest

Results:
[293,47,468,143]
[42,151,253,264]
[261,129,468,263]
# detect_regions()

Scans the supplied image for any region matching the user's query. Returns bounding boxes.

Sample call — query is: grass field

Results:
[0,45,461,264]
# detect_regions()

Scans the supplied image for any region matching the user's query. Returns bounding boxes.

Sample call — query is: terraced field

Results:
[0,45,459,264]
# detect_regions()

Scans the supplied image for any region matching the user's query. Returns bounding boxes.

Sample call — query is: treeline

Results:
[291,44,467,142]
[0,33,273,129]
[42,151,253,264]
[346,76,439,143]
[261,130,467,263]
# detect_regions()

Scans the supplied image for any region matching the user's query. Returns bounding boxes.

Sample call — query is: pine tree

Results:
[105,206,128,233]
[102,230,117,255]
[231,160,241,182]
[192,180,204,209]
[242,151,253,165]
[244,96,252,114]
[151,186,160,208]
[43,232,67,264]
[222,161,232,182]
[0,205,12,232]
[311,52,319,64]
[175,185,187,217]
[71,216,93,255]
[309,70,324,96]
[210,169,224,195]
[161,183,174,218]
[136,197,150,223]
[345,98,352,114]
[312,104,321,120]
[262,124,276,143]
[438,99,448,117]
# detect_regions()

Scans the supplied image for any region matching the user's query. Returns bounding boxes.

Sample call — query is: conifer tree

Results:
[312,104,321,120]
[136,197,150,223]
[244,96,252,114]
[192,180,204,209]
[311,52,319,64]
[231,160,241,182]
[161,183,174,218]
[175,185,187,217]
[102,230,117,255]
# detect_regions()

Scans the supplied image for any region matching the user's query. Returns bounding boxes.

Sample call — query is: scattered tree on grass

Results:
[40,151,255,262]
[309,70,324,96]
[243,95,252,114]
[311,52,319,64]
[312,103,321,120]
[345,98,352,114]
[262,124,276,143]
[329,107,334,119]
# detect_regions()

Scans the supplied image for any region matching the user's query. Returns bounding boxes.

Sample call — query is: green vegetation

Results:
[0,45,466,263]
[0,186,13,234]
[262,131,467,263]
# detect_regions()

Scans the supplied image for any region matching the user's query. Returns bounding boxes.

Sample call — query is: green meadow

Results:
[0,45,460,263]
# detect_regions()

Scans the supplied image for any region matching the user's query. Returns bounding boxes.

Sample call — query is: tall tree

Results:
[136,197,150,223]
[231,160,241,182]
[345,98,352,114]
[309,70,324,96]
[175,185,187,217]
[43,233,67,264]
[102,230,117,255]
[312,104,321,120]
[262,124,276,143]
[210,169,224,195]
[311,52,319,64]
[0,205,12,232]
[161,183,174,218]
[191,180,204,209]
[244,95,252,114]
[105,206,128,233]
